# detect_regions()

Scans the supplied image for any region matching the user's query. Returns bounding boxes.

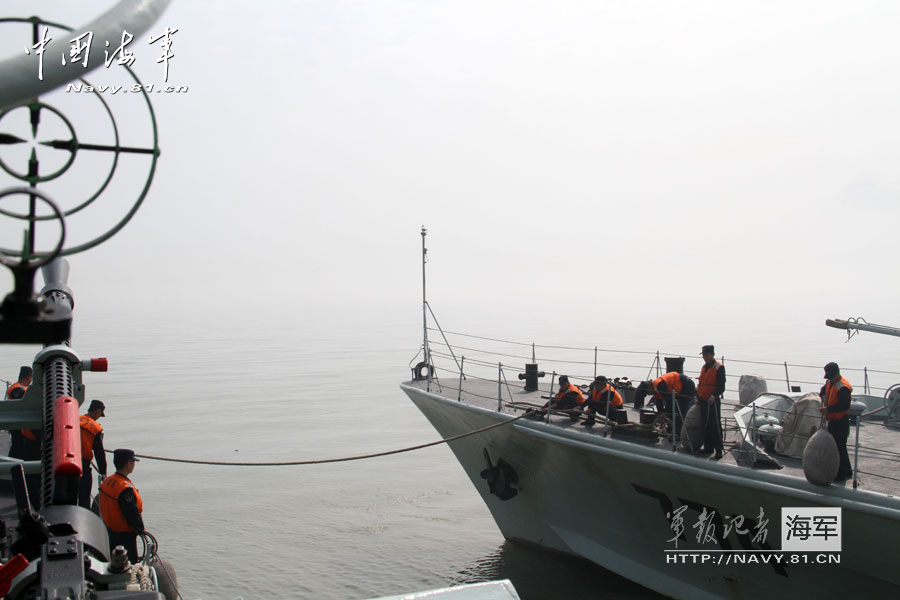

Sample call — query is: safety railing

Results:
[424,326,900,398]
[413,326,900,492]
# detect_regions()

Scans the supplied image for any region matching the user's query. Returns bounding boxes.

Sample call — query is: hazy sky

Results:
[1,1,899,333]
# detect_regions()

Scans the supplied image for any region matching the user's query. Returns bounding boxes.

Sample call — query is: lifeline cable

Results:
[105,409,534,467]
[139,531,184,600]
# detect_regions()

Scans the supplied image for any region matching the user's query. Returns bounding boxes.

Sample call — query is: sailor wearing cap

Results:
[697,345,725,459]
[583,376,623,427]
[819,362,853,482]
[7,365,40,500]
[79,400,107,508]
[99,449,145,562]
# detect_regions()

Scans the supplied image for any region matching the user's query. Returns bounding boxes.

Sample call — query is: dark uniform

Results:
[6,381,27,400]
[6,381,40,460]
[584,376,623,426]
[697,347,725,457]
[79,400,107,508]
[650,371,696,435]
[544,376,585,410]
[821,362,853,482]
[7,372,41,500]
[99,449,144,562]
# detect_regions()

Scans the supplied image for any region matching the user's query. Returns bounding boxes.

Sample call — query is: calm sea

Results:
[2,302,897,600]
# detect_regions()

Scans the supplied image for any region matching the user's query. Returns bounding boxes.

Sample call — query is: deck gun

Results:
[0,260,166,599]
[0,1,175,596]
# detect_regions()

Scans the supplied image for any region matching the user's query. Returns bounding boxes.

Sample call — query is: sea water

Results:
[2,302,897,600]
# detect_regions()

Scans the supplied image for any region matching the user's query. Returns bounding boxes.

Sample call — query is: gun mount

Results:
[0,2,174,598]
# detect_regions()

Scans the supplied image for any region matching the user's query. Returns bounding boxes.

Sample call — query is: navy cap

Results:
[824,362,840,378]
[701,345,715,355]
[88,399,105,416]
[18,366,32,379]
[113,448,139,466]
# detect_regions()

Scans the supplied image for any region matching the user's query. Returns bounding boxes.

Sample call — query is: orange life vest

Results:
[652,371,682,398]
[697,362,722,401]
[824,377,852,421]
[556,383,586,405]
[99,473,143,533]
[6,382,26,399]
[590,383,623,407]
[79,414,103,460]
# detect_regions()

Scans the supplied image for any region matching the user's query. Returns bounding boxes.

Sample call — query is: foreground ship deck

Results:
[402,373,900,600]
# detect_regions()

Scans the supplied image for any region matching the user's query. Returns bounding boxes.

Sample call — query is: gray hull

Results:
[403,383,900,600]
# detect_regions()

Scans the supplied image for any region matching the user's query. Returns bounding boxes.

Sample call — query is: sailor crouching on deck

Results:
[530,375,586,419]
[635,372,696,437]
[583,376,623,427]
[697,345,725,459]
[100,449,145,562]
[79,399,107,508]
[820,362,853,482]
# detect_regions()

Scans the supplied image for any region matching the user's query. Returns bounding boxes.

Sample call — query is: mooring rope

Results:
[106,410,533,467]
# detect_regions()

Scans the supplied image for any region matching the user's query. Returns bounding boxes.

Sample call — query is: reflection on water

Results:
[454,540,665,599]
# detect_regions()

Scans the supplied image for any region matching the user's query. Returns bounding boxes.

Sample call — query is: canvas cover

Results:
[738,375,768,406]
[775,393,823,458]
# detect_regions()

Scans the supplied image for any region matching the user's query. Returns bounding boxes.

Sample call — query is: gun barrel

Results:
[826,318,900,338]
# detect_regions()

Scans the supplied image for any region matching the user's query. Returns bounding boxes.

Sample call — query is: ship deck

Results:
[406,377,900,499]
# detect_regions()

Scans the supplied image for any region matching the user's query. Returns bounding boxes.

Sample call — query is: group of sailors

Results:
[540,345,726,459]
[4,366,147,562]
[537,346,856,480]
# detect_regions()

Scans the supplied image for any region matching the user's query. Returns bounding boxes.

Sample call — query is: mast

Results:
[421,226,430,373]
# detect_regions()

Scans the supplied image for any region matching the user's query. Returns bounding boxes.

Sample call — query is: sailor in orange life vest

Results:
[819,362,853,482]
[535,375,586,416]
[5,365,31,400]
[583,376,623,427]
[7,366,42,464]
[634,371,697,436]
[697,345,725,459]
[79,400,107,508]
[99,449,145,562]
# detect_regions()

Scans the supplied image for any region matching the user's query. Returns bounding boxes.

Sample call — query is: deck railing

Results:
[414,326,900,492]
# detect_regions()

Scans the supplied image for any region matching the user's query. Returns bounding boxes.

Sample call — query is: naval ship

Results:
[402,228,900,600]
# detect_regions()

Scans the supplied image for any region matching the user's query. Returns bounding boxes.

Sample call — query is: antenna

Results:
[421,226,430,378]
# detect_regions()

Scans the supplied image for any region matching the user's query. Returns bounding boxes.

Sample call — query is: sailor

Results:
[696,345,725,459]
[5,366,31,399]
[79,400,108,508]
[7,366,35,455]
[583,376,623,427]
[635,371,696,435]
[99,449,145,562]
[7,366,42,492]
[547,375,585,410]
[530,375,586,419]
[819,362,853,482]
[7,366,38,455]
